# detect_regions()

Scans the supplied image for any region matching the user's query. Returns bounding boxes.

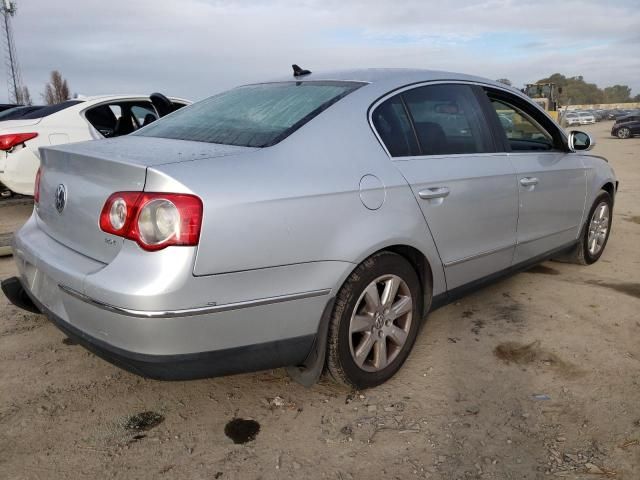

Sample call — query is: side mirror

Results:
[568,130,595,152]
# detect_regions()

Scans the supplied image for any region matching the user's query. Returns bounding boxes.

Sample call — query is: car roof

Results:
[77,94,190,104]
[265,68,522,95]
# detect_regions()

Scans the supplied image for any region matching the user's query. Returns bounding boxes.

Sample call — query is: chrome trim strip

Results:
[444,244,514,267]
[443,226,579,268]
[58,284,332,318]
[516,226,578,246]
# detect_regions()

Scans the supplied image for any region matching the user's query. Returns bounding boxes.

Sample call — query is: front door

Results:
[481,89,587,264]
[371,83,519,290]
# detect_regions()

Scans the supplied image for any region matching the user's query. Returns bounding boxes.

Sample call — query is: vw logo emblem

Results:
[55,184,67,214]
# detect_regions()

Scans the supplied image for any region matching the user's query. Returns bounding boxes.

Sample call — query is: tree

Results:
[603,85,632,103]
[43,70,70,105]
[536,73,603,105]
[496,78,512,86]
[16,86,32,105]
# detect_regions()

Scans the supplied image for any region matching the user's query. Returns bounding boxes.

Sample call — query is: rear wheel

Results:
[327,251,422,389]
[617,127,631,139]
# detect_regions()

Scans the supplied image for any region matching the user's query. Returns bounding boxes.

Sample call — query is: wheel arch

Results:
[601,181,616,203]
[383,244,434,317]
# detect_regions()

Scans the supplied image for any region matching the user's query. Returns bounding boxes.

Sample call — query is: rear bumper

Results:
[3,275,315,380]
[7,214,349,379]
[0,147,39,195]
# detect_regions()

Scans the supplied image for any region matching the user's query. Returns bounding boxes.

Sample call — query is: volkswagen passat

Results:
[2,68,617,389]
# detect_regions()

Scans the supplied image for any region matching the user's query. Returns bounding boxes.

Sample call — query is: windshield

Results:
[135,81,364,147]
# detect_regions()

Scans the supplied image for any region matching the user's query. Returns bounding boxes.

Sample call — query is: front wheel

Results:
[557,190,613,265]
[327,251,422,389]
[616,127,631,139]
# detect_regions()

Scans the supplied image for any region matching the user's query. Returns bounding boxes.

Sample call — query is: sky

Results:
[7,0,640,103]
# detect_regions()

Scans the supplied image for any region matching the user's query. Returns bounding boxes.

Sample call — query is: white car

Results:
[564,112,581,126]
[0,94,190,196]
[577,111,596,125]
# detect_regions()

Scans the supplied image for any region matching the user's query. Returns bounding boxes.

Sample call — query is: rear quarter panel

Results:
[151,86,447,295]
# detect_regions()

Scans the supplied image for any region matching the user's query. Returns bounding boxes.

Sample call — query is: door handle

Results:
[519,177,539,187]
[418,187,450,200]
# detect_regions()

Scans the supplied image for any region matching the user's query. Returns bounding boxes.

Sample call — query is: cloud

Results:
[7,0,640,102]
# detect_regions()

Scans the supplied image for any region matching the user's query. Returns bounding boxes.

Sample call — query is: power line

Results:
[1,0,23,104]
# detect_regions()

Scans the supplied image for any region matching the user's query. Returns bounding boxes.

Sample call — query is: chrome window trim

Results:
[59,284,331,319]
[368,79,567,159]
[391,151,511,162]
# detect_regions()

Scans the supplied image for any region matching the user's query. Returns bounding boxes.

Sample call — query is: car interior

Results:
[84,96,187,138]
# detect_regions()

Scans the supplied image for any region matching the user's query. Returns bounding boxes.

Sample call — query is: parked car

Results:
[614,113,640,125]
[607,109,632,120]
[577,111,596,124]
[2,68,617,389]
[564,112,581,126]
[611,116,640,138]
[0,93,190,196]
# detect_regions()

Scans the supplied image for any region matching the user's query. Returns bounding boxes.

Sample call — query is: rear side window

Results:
[372,84,492,157]
[19,100,84,119]
[402,84,492,155]
[371,96,419,157]
[135,81,364,147]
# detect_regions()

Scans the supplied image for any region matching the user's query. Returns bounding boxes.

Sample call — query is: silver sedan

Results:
[3,68,617,389]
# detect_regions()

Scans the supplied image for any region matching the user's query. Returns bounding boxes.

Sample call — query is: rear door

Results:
[480,88,586,264]
[372,83,519,289]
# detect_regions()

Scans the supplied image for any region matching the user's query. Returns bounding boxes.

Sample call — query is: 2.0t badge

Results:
[55,184,67,214]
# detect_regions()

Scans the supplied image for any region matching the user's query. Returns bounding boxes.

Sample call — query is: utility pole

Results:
[1,0,23,104]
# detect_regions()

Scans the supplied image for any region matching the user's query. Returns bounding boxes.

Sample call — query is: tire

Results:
[557,190,613,265]
[327,251,423,389]
[616,127,631,139]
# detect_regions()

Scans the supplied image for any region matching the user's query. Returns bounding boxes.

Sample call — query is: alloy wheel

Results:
[348,274,413,372]
[617,128,630,139]
[587,202,610,256]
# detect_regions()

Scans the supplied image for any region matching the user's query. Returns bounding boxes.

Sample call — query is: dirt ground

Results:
[1,121,639,479]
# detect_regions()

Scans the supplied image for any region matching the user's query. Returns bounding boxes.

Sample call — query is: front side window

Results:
[135,81,363,147]
[490,99,555,151]
[131,104,158,127]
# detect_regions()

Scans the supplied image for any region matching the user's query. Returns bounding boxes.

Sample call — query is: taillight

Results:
[0,132,38,151]
[34,167,41,204]
[100,192,203,251]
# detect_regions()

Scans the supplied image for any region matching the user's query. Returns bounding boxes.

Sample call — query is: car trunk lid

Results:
[36,136,252,264]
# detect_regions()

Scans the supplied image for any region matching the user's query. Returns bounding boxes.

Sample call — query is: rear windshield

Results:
[19,100,84,119]
[0,105,44,120]
[135,81,364,147]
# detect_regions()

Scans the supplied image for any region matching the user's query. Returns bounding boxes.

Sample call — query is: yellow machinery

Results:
[524,83,562,121]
